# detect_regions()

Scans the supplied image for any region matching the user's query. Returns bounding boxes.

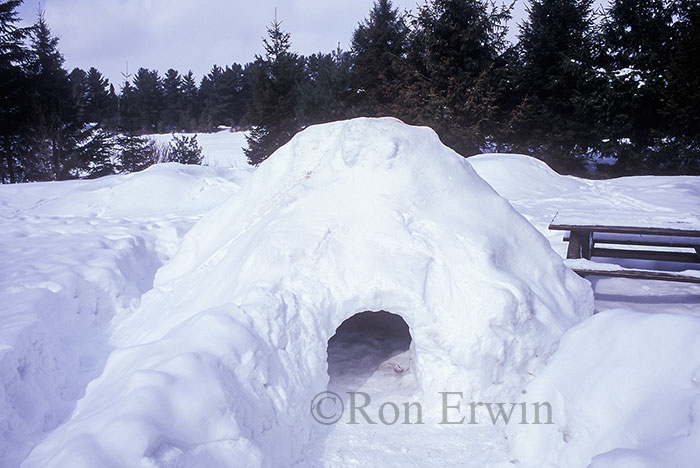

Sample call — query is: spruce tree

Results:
[162,68,183,131]
[132,67,164,132]
[198,65,222,128]
[512,0,603,173]
[118,80,140,133]
[351,0,409,116]
[116,133,156,173]
[68,67,88,122]
[84,67,115,125]
[409,0,512,156]
[26,12,80,180]
[198,64,247,129]
[180,70,199,131]
[245,18,306,165]
[663,0,700,173]
[221,63,247,127]
[601,0,674,173]
[298,48,353,125]
[0,0,31,183]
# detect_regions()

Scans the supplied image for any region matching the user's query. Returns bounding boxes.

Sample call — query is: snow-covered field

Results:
[1,118,699,467]
[148,128,251,169]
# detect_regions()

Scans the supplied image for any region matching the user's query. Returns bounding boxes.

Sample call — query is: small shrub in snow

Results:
[168,134,203,165]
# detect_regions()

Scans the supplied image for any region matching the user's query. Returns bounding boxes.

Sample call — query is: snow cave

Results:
[21,118,594,467]
[327,310,414,393]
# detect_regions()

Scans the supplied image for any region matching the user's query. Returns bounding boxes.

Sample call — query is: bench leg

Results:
[567,231,593,259]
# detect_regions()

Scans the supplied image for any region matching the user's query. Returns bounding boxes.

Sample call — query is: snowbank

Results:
[0,163,246,466]
[509,309,700,467]
[22,118,592,467]
[469,153,700,258]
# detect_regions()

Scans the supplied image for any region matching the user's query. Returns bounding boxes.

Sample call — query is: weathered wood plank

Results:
[563,235,700,248]
[592,247,700,264]
[572,268,700,284]
[550,222,700,238]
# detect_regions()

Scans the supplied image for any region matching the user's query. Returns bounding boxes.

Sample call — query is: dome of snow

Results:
[23,118,593,467]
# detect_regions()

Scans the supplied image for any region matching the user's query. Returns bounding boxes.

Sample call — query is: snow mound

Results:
[23,118,593,467]
[1,163,248,466]
[468,153,589,199]
[509,309,700,467]
[0,163,247,219]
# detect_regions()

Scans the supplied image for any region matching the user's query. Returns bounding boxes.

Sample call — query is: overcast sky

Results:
[16,0,538,88]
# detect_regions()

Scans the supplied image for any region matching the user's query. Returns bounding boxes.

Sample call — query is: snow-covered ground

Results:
[1,118,699,467]
[148,128,251,169]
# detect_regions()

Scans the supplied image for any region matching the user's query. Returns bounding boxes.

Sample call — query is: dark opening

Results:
[326,310,413,393]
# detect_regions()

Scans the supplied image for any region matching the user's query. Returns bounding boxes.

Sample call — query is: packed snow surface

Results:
[1,118,699,468]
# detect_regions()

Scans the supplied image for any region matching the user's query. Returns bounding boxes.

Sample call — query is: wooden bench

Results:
[549,214,700,284]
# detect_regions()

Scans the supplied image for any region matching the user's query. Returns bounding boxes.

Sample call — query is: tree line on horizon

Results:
[1,0,699,183]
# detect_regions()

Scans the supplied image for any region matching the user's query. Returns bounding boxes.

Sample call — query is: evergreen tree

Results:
[180,70,199,131]
[68,67,88,122]
[118,80,140,133]
[84,67,116,125]
[198,64,247,128]
[26,12,82,180]
[600,0,674,173]
[298,48,353,125]
[168,134,203,165]
[350,0,409,116]
[0,0,31,183]
[662,0,700,173]
[131,67,163,132]
[408,0,512,156]
[162,68,183,131]
[116,133,156,173]
[245,18,307,165]
[80,127,116,177]
[512,0,603,173]
[221,63,248,127]
[199,65,222,128]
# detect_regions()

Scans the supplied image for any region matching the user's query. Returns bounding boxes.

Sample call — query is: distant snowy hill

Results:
[1,119,699,468]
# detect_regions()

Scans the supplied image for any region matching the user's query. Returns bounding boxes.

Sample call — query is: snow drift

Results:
[22,118,593,467]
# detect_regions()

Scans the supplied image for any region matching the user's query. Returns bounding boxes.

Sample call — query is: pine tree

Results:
[245,18,307,165]
[221,63,248,127]
[162,68,183,131]
[132,67,164,132]
[350,0,409,116]
[512,0,603,173]
[0,0,31,183]
[180,70,199,131]
[198,65,222,128]
[168,134,203,165]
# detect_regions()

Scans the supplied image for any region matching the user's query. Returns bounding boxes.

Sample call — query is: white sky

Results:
[16,0,596,88]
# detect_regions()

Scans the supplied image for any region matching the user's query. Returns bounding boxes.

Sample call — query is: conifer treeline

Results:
[1,0,699,183]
